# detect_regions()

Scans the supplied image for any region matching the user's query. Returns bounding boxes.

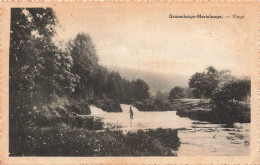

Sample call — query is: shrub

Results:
[10,127,180,156]
[71,116,104,130]
[94,99,122,112]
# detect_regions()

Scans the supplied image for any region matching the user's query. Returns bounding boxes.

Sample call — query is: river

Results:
[88,104,250,156]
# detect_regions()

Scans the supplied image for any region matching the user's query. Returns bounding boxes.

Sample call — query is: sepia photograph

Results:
[1,1,259,164]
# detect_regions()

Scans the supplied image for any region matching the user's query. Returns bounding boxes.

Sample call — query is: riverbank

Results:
[129,98,250,124]
[10,96,182,156]
[175,99,250,123]
[132,99,180,111]
[10,122,180,156]
[93,99,122,112]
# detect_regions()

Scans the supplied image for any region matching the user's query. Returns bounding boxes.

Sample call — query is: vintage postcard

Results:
[0,1,259,164]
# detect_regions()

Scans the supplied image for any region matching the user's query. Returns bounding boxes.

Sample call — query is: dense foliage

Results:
[67,33,151,101]
[168,87,185,99]
[174,67,251,123]
[11,127,180,156]
[188,66,249,99]
[211,79,250,108]
[9,8,151,156]
[9,8,80,156]
[189,66,220,98]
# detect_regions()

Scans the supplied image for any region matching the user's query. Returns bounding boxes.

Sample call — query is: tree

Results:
[183,88,194,98]
[217,70,234,88]
[189,72,207,98]
[92,66,109,99]
[189,66,219,98]
[9,8,80,155]
[10,8,59,104]
[106,71,123,99]
[10,8,57,155]
[132,79,150,100]
[69,33,99,97]
[211,79,250,107]
[68,32,150,102]
[168,87,185,99]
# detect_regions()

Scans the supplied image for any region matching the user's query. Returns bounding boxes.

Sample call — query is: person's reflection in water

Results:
[130,119,132,128]
[129,107,134,119]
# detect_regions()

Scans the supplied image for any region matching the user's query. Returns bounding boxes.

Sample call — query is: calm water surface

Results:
[87,104,250,156]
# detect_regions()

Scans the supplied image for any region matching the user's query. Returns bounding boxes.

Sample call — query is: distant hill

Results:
[107,66,190,95]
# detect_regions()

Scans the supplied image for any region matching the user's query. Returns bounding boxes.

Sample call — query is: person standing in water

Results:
[129,107,134,119]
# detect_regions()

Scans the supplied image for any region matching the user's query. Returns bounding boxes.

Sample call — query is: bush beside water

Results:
[175,100,250,123]
[94,99,122,112]
[133,99,178,111]
[65,100,91,115]
[10,125,180,156]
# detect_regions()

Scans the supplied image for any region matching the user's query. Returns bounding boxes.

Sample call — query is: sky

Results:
[52,3,253,92]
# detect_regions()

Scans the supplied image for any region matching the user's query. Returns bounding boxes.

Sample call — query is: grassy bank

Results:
[132,99,180,111]
[93,99,122,112]
[175,99,250,123]
[131,98,250,124]
[10,124,180,156]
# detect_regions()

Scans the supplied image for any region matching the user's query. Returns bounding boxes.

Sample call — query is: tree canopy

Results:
[189,66,225,98]
[132,79,150,100]
[211,79,250,106]
[168,87,185,99]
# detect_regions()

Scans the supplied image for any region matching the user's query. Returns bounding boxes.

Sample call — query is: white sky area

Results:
[53,5,251,89]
